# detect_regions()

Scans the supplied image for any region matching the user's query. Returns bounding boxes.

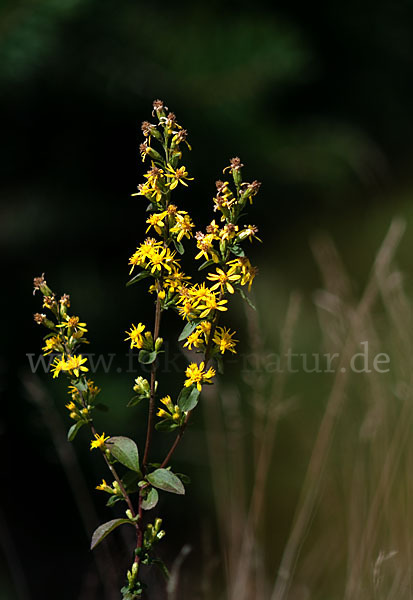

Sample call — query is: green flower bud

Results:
[154,518,162,532]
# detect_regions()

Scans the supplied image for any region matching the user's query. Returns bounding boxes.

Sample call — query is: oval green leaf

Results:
[178,384,200,412]
[107,436,140,473]
[178,321,198,342]
[146,468,185,495]
[67,420,85,442]
[90,518,133,550]
[141,487,159,510]
[126,271,151,287]
[138,349,157,364]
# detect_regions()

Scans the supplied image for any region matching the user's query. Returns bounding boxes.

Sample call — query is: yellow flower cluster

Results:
[177,284,228,320]
[129,240,178,276]
[32,102,261,595]
[33,274,102,448]
[184,323,238,355]
[127,102,261,433]
[50,354,88,378]
[156,395,185,425]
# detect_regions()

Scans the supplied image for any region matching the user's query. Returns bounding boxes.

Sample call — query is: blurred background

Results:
[3,0,413,598]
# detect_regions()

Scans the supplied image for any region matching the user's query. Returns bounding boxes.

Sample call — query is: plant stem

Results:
[159,304,222,469]
[60,327,138,523]
[142,289,162,470]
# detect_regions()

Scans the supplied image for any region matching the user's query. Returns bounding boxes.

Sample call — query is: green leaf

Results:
[178,385,200,412]
[90,518,134,550]
[238,287,256,310]
[178,320,198,342]
[146,468,185,495]
[126,271,151,287]
[107,436,141,473]
[127,395,147,408]
[230,245,245,257]
[106,495,121,507]
[173,239,184,255]
[138,349,157,364]
[175,472,191,485]
[198,259,214,271]
[152,557,170,579]
[74,379,88,393]
[155,419,179,432]
[141,487,159,510]
[67,420,85,441]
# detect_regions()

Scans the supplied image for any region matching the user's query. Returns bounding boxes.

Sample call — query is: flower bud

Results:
[133,376,150,397]
[155,337,163,351]
[142,331,153,350]
[126,509,133,520]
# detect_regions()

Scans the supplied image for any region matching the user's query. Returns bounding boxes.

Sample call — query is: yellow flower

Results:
[194,232,219,262]
[96,479,111,492]
[213,327,238,354]
[66,355,89,378]
[164,164,193,189]
[125,323,146,349]
[177,300,197,320]
[170,212,195,242]
[207,268,240,294]
[42,335,63,355]
[88,380,101,396]
[148,247,176,274]
[90,432,110,450]
[133,166,165,203]
[227,258,258,291]
[65,401,76,411]
[220,224,239,241]
[56,315,88,333]
[128,238,163,273]
[182,321,212,350]
[238,224,261,243]
[160,395,174,411]
[184,329,203,350]
[50,356,69,378]
[197,294,228,319]
[146,212,167,235]
[184,361,216,392]
[164,268,191,292]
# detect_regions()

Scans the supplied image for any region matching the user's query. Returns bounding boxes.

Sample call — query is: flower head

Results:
[164,164,193,189]
[184,361,216,392]
[213,327,238,354]
[90,432,110,451]
[125,323,146,349]
[66,355,88,378]
[50,356,69,378]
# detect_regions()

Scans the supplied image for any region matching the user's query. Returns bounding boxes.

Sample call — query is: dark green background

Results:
[2,1,413,598]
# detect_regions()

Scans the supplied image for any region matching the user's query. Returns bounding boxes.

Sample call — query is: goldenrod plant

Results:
[32,99,260,598]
